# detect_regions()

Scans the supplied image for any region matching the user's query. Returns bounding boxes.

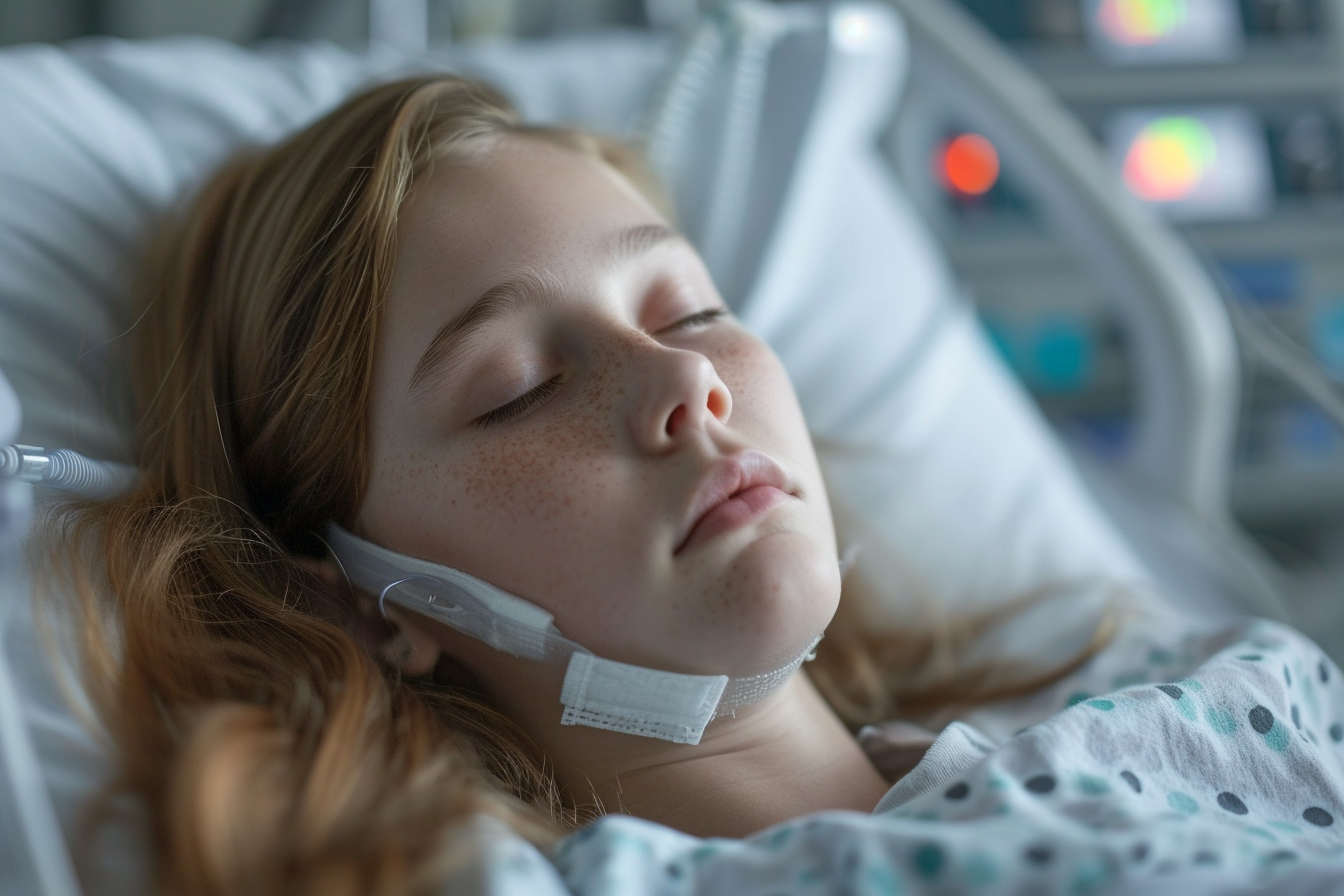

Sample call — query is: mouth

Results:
[674,450,797,555]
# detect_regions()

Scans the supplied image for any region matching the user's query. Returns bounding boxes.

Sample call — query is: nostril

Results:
[707,387,730,422]
[665,404,686,436]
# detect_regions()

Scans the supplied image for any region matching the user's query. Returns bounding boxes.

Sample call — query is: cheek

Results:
[367,361,636,599]
[456,415,611,523]
[457,348,625,520]
[716,336,809,441]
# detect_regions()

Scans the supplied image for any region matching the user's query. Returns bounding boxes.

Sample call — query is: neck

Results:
[534,671,891,838]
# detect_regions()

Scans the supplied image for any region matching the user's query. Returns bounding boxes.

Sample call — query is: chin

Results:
[713,528,841,676]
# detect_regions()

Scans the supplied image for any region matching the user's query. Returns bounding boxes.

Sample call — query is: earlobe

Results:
[292,555,441,676]
[382,606,442,677]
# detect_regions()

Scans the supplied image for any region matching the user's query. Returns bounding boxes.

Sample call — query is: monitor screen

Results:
[1106,106,1273,220]
[1080,0,1244,64]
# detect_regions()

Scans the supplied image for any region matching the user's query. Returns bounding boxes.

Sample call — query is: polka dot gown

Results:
[464,616,1344,895]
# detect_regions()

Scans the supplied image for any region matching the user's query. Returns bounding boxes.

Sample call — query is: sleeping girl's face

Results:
[356,135,840,681]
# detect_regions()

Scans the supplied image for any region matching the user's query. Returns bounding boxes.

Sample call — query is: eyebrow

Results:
[407,223,683,397]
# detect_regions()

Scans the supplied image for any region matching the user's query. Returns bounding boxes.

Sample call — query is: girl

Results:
[62,73,1335,896]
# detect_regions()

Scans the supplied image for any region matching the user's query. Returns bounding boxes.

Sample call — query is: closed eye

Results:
[475,376,563,428]
[662,306,728,333]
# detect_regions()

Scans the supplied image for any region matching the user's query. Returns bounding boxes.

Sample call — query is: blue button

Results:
[1217,259,1301,306]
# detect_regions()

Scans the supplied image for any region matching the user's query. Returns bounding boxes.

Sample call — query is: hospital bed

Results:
[0,0,1316,892]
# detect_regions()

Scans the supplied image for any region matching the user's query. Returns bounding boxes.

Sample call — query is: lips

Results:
[675,450,796,554]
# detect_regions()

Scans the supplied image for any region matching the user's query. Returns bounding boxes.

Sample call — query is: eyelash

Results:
[475,376,563,428]
[665,306,728,332]
[473,306,727,428]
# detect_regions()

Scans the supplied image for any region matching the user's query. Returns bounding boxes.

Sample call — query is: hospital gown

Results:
[444,608,1344,895]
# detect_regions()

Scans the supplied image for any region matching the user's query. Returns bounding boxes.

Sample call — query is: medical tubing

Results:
[698,7,778,280]
[0,445,138,499]
[644,15,726,181]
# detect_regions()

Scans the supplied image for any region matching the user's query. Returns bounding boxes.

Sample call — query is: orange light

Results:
[942,133,1000,196]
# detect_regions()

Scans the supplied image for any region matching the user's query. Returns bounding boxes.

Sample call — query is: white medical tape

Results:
[560,653,727,744]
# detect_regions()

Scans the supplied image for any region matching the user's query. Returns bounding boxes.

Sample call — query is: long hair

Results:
[53,74,1115,895]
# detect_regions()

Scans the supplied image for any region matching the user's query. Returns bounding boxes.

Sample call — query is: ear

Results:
[292,556,442,678]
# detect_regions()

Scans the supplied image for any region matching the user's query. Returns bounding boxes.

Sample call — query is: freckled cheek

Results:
[447,392,620,531]
[715,338,802,429]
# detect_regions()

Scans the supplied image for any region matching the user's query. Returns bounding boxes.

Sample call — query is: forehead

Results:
[393,135,666,297]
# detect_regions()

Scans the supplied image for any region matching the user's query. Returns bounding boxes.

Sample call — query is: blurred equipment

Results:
[900,0,1344,578]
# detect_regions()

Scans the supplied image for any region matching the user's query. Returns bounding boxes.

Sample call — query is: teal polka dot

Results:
[1168,792,1199,814]
[1070,857,1113,895]
[607,832,654,856]
[913,810,940,822]
[1086,699,1116,711]
[1149,647,1175,664]
[963,852,998,886]
[1206,707,1237,734]
[1067,692,1091,707]
[765,828,792,850]
[1181,678,1204,692]
[1269,821,1302,834]
[1246,826,1277,841]
[988,776,1009,791]
[1174,695,1197,722]
[913,843,944,879]
[691,846,720,863]
[1264,721,1291,752]
[798,866,825,886]
[1078,774,1111,795]
[862,862,901,893]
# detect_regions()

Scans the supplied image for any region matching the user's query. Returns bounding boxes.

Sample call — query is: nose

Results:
[629,343,732,453]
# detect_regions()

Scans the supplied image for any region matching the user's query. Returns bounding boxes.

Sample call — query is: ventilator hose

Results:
[0,445,138,499]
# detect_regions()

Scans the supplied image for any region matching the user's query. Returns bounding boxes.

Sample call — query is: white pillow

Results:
[0,7,1151,887]
[728,7,1147,623]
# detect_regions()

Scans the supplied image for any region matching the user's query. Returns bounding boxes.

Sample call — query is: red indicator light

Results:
[941,133,1001,196]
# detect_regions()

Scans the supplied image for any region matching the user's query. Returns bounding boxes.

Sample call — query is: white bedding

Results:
[429,606,1344,895]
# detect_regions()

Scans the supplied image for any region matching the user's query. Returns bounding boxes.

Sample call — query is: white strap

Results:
[324,523,815,745]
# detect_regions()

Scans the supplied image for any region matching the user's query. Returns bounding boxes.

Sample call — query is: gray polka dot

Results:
[1023,845,1052,865]
[1304,807,1334,827]
[1025,775,1056,794]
